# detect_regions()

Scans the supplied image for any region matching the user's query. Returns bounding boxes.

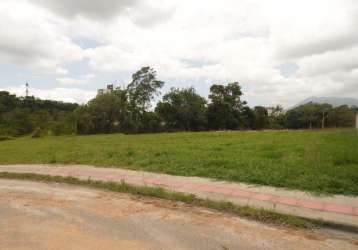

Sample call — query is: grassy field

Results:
[0,129,357,195]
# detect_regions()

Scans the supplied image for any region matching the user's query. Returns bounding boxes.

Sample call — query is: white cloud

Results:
[57,73,96,86]
[32,0,139,20]
[0,0,357,107]
[84,74,95,80]
[57,77,85,86]
[0,0,84,74]
[297,46,358,76]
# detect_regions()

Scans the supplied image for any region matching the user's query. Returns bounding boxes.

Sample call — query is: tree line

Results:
[1,66,357,137]
[0,91,78,136]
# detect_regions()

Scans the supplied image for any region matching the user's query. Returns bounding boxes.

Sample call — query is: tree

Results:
[78,89,129,134]
[0,92,78,136]
[127,67,164,131]
[127,67,164,111]
[241,106,256,129]
[207,82,246,130]
[2,108,33,135]
[140,111,162,133]
[74,106,96,135]
[283,102,356,129]
[285,109,303,129]
[268,105,285,129]
[0,91,18,113]
[318,103,332,129]
[328,105,355,128]
[253,106,269,129]
[294,103,322,129]
[156,87,207,131]
[285,103,321,129]
[50,112,77,135]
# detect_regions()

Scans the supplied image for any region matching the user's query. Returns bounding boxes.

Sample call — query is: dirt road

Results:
[0,179,357,250]
[1,164,357,228]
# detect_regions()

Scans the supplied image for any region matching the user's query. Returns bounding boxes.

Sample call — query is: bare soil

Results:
[0,179,357,250]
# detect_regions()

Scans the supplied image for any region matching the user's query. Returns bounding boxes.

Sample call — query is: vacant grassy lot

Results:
[0,129,357,195]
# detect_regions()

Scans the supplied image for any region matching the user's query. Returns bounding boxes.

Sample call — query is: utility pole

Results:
[25,83,29,97]
[356,112,358,134]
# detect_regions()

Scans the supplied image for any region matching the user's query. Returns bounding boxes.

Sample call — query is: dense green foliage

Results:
[0,91,78,136]
[156,87,207,131]
[207,83,246,130]
[75,89,130,134]
[1,66,356,136]
[75,67,164,134]
[68,65,358,134]
[0,129,357,195]
[286,103,357,129]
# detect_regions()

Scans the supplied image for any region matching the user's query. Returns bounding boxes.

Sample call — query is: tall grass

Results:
[0,129,357,195]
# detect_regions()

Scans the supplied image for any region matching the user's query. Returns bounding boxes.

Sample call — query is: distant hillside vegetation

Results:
[0,91,78,136]
[296,97,358,107]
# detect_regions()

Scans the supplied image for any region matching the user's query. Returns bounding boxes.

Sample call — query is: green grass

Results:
[0,172,315,229]
[0,129,357,195]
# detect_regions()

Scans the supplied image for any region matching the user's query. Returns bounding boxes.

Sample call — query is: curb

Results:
[0,164,357,231]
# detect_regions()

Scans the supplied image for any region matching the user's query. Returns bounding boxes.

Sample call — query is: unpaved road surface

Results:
[1,164,357,228]
[0,179,357,250]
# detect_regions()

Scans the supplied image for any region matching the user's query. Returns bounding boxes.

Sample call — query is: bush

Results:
[31,128,43,138]
[0,136,12,141]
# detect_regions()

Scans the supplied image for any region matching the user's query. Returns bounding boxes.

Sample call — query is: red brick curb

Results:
[141,177,357,216]
[0,165,357,219]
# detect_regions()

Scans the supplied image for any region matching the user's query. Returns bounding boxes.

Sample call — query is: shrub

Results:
[0,136,12,141]
[31,128,43,138]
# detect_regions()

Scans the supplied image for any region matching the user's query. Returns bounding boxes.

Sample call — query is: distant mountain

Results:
[295,96,358,108]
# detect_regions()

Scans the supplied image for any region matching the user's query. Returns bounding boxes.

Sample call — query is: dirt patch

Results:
[0,179,356,250]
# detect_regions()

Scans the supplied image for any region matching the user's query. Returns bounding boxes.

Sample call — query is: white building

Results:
[97,84,114,95]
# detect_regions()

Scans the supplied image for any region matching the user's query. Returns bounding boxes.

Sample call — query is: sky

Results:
[0,0,357,107]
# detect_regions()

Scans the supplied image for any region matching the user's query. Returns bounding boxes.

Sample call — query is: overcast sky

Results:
[0,0,357,107]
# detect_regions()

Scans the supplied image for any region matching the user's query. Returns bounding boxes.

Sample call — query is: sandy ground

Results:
[0,179,357,250]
